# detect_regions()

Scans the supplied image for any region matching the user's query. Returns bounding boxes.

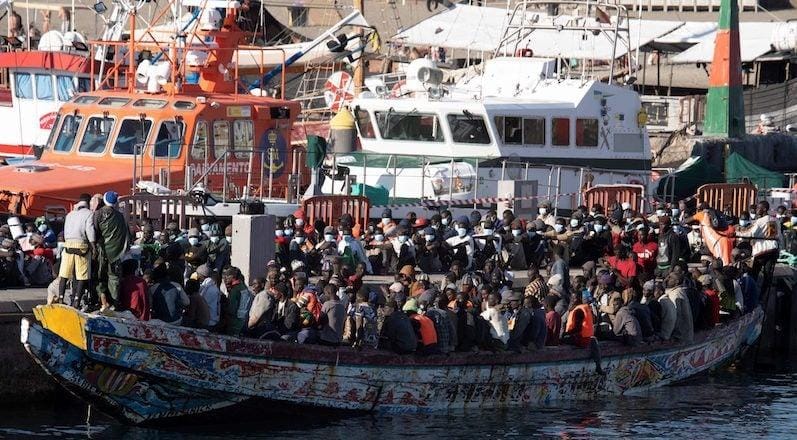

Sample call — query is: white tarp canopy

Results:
[654,22,717,44]
[670,22,776,63]
[392,4,682,60]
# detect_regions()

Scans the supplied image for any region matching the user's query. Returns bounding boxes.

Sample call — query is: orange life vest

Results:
[412,314,438,346]
[565,304,594,339]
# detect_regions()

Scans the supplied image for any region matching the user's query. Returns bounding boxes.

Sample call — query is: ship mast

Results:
[352,0,365,93]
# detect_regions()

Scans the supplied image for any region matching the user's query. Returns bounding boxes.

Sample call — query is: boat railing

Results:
[87,39,289,97]
[118,193,194,230]
[323,151,651,211]
[495,1,633,83]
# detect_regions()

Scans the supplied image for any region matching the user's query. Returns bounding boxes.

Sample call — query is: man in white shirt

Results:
[195,264,221,328]
[480,292,509,350]
[735,201,782,295]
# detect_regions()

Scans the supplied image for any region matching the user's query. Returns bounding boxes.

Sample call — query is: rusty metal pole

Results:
[353,0,365,94]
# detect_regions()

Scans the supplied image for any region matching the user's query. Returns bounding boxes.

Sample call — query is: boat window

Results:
[77,78,91,93]
[523,118,545,146]
[78,116,115,154]
[174,100,196,110]
[153,120,185,158]
[191,120,210,161]
[98,97,130,107]
[233,120,254,159]
[53,114,82,152]
[46,114,61,148]
[36,74,54,101]
[14,73,32,99]
[374,111,444,142]
[213,120,230,159]
[576,118,599,147]
[74,95,98,104]
[113,119,152,155]
[133,99,167,109]
[56,75,76,101]
[495,116,523,145]
[354,108,375,139]
[447,113,490,144]
[552,117,570,147]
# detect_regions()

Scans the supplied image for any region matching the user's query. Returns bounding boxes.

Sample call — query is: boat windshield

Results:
[153,120,184,158]
[79,116,115,154]
[113,119,153,155]
[447,113,490,144]
[52,114,83,152]
[375,111,444,142]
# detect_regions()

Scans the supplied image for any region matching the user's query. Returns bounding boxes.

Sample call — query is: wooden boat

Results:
[21,303,763,425]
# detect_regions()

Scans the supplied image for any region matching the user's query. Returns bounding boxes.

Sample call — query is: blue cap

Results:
[103,191,119,206]
[423,226,435,235]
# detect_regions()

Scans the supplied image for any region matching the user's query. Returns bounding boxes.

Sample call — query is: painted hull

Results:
[22,304,763,423]
[20,319,245,424]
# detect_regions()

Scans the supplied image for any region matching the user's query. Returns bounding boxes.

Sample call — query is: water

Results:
[2,371,796,439]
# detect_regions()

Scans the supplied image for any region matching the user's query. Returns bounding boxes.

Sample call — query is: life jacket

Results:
[565,304,594,339]
[411,314,438,346]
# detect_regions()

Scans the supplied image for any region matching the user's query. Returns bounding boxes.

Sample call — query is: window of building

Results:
[53,115,83,152]
[191,120,210,161]
[78,116,114,154]
[232,120,254,159]
[289,6,308,26]
[576,118,599,147]
[153,120,184,158]
[375,111,444,142]
[56,75,75,101]
[447,113,490,144]
[355,108,375,139]
[113,119,152,155]
[35,74,54,101]
[14,73,32,99]
[552,117,570,146]
[213,120,230,159]
[523,118,545,146]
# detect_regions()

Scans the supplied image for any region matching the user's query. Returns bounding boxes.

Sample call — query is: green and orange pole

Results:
[704,0,745,138]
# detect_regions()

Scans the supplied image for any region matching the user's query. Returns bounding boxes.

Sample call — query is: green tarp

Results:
[656,156,723,201]
[725,152,783,189]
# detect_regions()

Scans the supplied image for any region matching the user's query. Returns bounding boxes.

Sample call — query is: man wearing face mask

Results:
[536,201,557,227]
[445,218,475,270]
[338,227,372,274]
[33,217,57,248]
[440,210,456,239]
[389,226,416,273]
[365,226,389,275]
[474,219,502,269]
[505,219,530,270]
[418,226,443,273]
[380,209,398,237]
[312,226,339,272]
[655,217,689,277]
[184,228,209,280]
[525,220,546,268]
[288,229,310,267]
[206,223,230,275]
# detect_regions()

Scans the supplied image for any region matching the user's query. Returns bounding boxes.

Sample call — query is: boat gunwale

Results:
[81,307,762,369]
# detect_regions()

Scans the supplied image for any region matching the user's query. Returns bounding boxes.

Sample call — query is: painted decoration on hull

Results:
[260,128,287,178]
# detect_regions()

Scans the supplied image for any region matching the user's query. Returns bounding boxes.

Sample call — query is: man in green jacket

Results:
[222,266,252,335]
[93,191,130,311]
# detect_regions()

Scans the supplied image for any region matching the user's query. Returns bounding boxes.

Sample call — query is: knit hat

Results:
[196,264,212,278]
[402,297,419,313]
[103,191,119,207]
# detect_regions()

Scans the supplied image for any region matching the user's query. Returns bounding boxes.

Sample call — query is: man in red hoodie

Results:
[119,259,150,320]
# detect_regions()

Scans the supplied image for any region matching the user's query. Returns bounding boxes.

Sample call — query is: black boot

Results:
[71,280,86,309]
[57,277,68,303]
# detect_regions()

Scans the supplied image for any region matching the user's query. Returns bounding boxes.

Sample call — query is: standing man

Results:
[58,193,96,308]
[93,191,130,310]
[735,200,782,296]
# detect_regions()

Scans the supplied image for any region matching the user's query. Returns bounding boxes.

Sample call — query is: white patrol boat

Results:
[321,1,651,215]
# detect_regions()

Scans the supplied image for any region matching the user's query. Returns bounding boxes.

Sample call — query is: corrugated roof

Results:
[392,4,682,60]
[670,22,776,63]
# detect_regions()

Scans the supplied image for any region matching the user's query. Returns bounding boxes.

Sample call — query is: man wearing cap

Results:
[504,291,531,352]
[380,209,397,237]
[58,193,96,307]
[93,191,130,310]
[417,226,443,273]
